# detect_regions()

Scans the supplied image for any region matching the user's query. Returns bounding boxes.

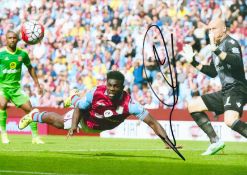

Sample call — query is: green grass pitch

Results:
[0,135,246,175]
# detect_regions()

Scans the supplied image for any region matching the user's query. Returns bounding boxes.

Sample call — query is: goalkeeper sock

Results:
[231,119,247,138]
[0,110,7,133]
[191,112,219,143]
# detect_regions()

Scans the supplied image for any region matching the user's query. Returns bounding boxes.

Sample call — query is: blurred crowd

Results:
[0,0,246,109]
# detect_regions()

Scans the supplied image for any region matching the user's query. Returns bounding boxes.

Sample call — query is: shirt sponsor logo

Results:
[2,69,18,74]
[231,47,240,54]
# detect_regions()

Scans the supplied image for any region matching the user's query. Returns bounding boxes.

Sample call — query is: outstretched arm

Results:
[143,113,185,160]
[67,107,81,137]
[143,113,179,149]
[143,113,168,140]
[66,89,95,137]
[129,99,182,149]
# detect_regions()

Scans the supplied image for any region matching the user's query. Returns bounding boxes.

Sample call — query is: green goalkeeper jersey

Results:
[0,47,31,87]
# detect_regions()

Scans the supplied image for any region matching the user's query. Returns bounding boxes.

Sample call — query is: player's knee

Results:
[188,97,207,113]
[188,100,199,113]
[224,118,236,127]
[0,102,8,109]
[224,111,240,128]
[187,101,193,113]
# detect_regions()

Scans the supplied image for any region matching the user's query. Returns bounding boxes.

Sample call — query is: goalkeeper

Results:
[0,30,44,144]
[182,18,247,155]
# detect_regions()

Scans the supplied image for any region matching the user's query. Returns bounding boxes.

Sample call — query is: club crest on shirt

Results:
[9,62,17,69]
[18,56,22,62]
[229,39,235,44]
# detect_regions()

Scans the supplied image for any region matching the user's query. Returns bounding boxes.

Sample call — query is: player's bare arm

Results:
[143,114,167,138]
[67,107,81,137]
[27,65,43,96]
[143,113,172,147]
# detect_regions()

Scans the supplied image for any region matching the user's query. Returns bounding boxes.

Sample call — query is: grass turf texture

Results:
[0,135,246,175]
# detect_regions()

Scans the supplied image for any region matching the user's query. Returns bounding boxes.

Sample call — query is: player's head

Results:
[5,30,19,49]
[208,18,226,44]
[106,71,125,100]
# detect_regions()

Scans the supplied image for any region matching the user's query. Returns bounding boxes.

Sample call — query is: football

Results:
[21,21,44,45]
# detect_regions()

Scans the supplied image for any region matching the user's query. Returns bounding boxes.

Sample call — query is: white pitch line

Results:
[0,148,203,152]
[0,170,87,175]
[3,148,164,152]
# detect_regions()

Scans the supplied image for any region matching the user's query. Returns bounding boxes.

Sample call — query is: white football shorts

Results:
[64,109,82,129]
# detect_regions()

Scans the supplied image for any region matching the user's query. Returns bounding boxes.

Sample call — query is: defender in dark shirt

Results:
[182,18,247,155]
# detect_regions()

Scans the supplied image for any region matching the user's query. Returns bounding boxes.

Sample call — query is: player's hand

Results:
[67,128,75,139]
[165,144,183,149]
[209,31,217,51]
[181,44,196,63]
[67,127,80,139]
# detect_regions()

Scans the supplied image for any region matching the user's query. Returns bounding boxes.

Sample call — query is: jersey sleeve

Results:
[22,50,31,67]
[76,88,96,109]
[128,99,149,121]
[223,38,242,67]
[200,59,217,78]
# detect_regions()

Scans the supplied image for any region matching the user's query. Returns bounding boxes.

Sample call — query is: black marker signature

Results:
[142,24,185,161]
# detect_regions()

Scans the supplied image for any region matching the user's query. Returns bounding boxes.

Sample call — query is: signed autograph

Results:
[142,24,185,160]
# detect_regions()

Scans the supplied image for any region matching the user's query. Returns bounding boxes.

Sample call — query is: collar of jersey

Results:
[5,47,18,55]
[218,35,229,46]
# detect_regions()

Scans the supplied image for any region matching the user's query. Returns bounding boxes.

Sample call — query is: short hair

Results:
[6,30,19,40]
[6,29,18,35]
[107,71,125,84]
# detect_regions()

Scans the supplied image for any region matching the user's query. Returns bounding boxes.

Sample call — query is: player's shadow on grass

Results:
[94,152,180,160]
[55,152,180,160]
[217,153,247,156]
